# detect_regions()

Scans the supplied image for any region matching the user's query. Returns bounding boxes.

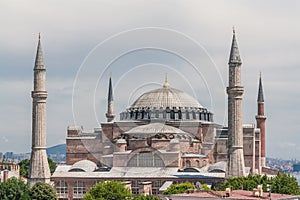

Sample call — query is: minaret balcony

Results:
[31,91,48,99]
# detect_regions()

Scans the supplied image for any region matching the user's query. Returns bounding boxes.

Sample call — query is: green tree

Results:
[19,159,30,178]
[19,158,57,178]
[30,182,57,200]
[219,173,300,195]
[47,158,57,174]
[0,177,30,200]
[83,181,132,200]
[163,182,195,195]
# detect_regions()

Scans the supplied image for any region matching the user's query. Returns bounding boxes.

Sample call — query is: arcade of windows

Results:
[120,108,213,122]
[56,180,68,198]
[73,181,86,199]
[127,152,165,167]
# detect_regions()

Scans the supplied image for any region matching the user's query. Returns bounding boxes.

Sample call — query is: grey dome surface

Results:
[69,160,97,172]
[130,87,203,110]
[119,81,213,122]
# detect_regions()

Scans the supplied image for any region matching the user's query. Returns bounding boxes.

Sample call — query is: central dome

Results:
[119,77,213,122]
[130,87,203,110]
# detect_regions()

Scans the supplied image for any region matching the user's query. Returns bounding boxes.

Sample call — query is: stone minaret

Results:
[227,29,246,177]
[29,34,51,185]
[256,73,267,167]
[106,74,115,122]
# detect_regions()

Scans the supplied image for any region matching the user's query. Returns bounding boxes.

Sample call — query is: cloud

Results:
[0,0,299,159]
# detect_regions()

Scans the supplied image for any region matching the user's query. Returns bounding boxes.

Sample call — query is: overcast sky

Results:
[0,0,299,160]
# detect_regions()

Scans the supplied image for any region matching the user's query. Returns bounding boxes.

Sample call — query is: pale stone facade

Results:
[29,35,51,185]
[226,30,246,177]
[50,30,268,199]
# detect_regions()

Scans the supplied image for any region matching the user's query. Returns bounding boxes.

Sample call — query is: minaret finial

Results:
[163,73,169,89]
[257,72,264,102]
[228,28,242,65]
[106,75,115,122]
[233,26,235,34]
[34,33,45,70]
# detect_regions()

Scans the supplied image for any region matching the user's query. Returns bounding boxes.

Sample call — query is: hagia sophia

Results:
[28,30,271,199]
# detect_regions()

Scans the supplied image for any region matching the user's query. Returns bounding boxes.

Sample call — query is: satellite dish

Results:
[196,182,203,190]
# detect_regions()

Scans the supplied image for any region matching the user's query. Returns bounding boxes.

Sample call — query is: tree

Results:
[0,177,30,200]
[83,181,132,200]
[163,182,195,195]
[19,158,57,178]
[47,158,57,174]
[219,173,300,195]
[30,182,57,200]
[19,159,30,178]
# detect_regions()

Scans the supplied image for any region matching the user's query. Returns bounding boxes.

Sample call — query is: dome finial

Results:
[163,73,169,89]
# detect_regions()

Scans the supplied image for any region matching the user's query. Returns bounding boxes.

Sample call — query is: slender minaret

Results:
[106,74,115,122]
[256,73,267,167]
[29,34,51,185]
[227,29,246,177]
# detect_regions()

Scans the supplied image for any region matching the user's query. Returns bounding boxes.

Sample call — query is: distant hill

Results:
[46,144,66,155]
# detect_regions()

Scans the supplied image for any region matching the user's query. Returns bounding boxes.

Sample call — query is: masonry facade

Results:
[50,30,267,199]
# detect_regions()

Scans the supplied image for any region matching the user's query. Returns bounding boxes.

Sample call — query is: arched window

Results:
[127,152,165,167]
[155,110,159,118]
[203,160,207,166]
[141,110,145,119]
[195,160,200,168]
[178,110,182,119]
[163,111,166,119]
[135,111,139,119]
[186,111,190,119]
[56,180,68,198]
[73,181,86,198]
[130,111,134,119]
[186,160,191,167]
[170,110,175,119]
[192,111,196,119]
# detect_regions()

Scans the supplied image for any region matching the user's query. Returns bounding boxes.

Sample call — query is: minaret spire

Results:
[106,74,115,122]
[257,72,264,102]
[34,33,46,71]
[29,33,51,185]
[227,28,246,177]
[229,27,242,65]
[256,72,267,168]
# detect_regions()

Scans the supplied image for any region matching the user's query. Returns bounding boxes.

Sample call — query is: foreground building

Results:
[51,30,268,199]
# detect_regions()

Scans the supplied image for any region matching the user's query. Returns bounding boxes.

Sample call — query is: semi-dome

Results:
[124,123,193,139]
[120,78,213,122]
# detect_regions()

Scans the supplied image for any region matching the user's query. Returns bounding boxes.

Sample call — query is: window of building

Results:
[56,180,68,198]
[192,111,196,119]
[195,160,200,167]
[178,110,182,119]
[186,111,190,119]
[155,110,159,118]
[170,110,175,119]
[127,152,165,167]
[186,160,191,167]
[73,181,86,198]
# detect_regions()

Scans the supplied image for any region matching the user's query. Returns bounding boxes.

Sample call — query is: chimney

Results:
[3,170,9,182]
